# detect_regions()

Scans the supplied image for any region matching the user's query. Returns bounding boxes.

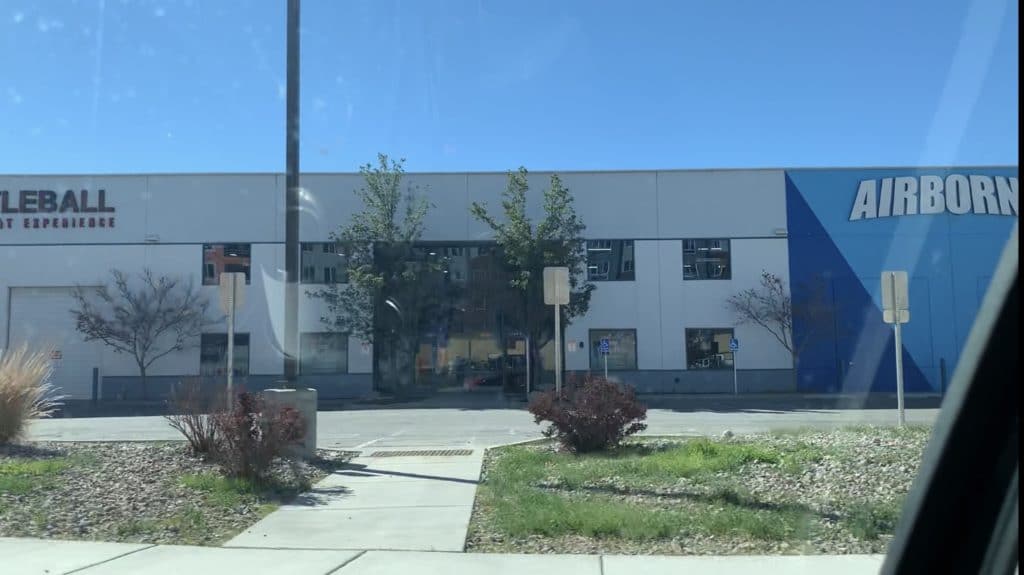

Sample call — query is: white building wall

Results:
[2,169,793,394]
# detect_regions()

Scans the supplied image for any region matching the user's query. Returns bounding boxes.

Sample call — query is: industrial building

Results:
[0,166,1016,400]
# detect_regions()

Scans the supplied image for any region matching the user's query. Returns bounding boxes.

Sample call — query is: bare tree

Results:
[725,270,834,369]
[71,269,217,399]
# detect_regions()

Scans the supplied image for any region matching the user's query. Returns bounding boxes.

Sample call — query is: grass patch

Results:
[179,473,261,509]
[115,518,162,538]
[778,442,829,475]
[842,499,904,540]
[481,484,816,542]
[487,439,784,492]
[478,438,826,543]
[179,472,311,510]
[0,457,70,494]
[160,506,208,542]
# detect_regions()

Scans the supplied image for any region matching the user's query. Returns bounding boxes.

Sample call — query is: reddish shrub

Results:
[211,392,306,479]
[527,374,647,453]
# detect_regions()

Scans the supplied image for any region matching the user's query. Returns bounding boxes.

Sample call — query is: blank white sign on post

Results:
[881,270,910,427]
[881,270,909,324]
[219,272,247,314]
[218,272,247,407]
[543,266,570,397]
[543,266,570,305]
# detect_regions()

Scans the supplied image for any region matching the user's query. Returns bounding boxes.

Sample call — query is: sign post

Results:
[219,272,247,408]
[881,270,910,426]
[525,334,531,395]
[543,267,570,396]
[599,337,610,379]
[729,337,739,395]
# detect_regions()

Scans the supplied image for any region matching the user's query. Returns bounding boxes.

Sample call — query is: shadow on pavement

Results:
[52,390,944,418]
[288,486,353,507]
[333,462,480,485]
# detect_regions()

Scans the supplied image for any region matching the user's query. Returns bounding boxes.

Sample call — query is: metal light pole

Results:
[283,0,301,384]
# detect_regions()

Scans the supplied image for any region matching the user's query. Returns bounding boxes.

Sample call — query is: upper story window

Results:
[682,239,731,280]
[586,240,635,281]
[300,242,348,284]
[202,243,252,286]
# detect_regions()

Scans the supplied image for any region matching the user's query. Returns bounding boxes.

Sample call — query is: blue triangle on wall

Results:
[786,173,932,393]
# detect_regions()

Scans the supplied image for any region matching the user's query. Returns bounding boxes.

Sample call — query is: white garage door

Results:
[7,287,104,399]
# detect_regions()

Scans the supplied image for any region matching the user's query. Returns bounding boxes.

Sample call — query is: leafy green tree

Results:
[470,167,594,390]
[310,154,434,393]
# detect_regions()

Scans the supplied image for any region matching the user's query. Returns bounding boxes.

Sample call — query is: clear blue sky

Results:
[0,0,1018,173]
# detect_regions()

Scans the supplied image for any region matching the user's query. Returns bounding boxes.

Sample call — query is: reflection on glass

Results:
[587,240,636,281]
[202,243,252,285]
[683,239,730,280]
[368,243,557,392]
[685,328,734,369]
[301,242,348,284]
[589,329,638,370]
[300,332,348,374]
[199,333,250,377]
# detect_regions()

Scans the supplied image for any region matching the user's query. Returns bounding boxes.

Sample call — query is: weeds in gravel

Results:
[180,473,260,508]
[778,443,828,475]
[115,518,161,538]
[32,511,49,530]
[179,471,312,510]
[0,457,70,494]
[841,499,904,540]
[841,424,931,437]
[161,506,208,542]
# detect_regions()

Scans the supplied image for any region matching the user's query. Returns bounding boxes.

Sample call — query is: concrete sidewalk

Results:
[0,537,886,574]
[224,449,484,551]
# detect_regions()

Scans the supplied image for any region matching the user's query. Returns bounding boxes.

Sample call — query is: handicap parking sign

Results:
[599,338,610,355]
[729,338,739,352]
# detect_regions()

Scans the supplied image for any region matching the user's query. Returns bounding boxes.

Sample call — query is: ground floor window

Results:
[300,332,349,374]
[685,328,734,369]
[588,329,638,371]
[199,333,250,377]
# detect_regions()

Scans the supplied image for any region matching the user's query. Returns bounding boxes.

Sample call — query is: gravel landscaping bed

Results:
[465,425,931,555]
[0,441,353,545]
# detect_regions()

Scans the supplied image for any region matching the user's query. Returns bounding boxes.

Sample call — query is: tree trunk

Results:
[139,364,148,401]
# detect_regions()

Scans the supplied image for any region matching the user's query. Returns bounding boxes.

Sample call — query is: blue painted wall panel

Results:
[785,167,1017,393]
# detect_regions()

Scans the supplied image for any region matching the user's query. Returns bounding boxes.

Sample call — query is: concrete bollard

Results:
[262,387,318,460]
